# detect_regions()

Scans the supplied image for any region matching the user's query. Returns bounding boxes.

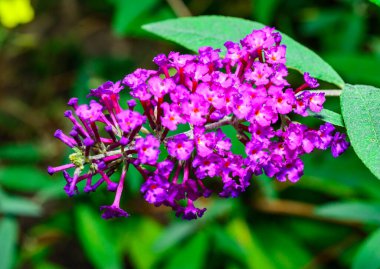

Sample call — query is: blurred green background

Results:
[1,0,380,268]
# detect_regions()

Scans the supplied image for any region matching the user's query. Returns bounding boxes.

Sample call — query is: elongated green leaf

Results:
[0,190,42,216]
[126,218,162,269]
[315,202,380,224]
[0,143,40,162]
[352,228,380,269]
[227,219,277,269]
[0,166,55,192]
[142,16,344,87]
[153,221,198,253]
[211,225,247,262]
[341,84,380,179]
[165,231,208,269]
[0,218,18,269]
[254,224,312,269]
[309,108,344,127]
[75,205,122,269]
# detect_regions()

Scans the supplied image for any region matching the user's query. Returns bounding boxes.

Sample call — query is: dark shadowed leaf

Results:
[112,0,158,35]
[142,16,344,87]
[352,228,380,269]
[251,0,279,24]
[323,53,380,87]
[341,84,380,179]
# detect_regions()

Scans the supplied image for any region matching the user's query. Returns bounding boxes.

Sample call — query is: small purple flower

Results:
[293,95,310,116]
[141,175,170,206]
[248,102,277,127]
[244,62,272,85]
[161,102,185,131]
[270,88,295,114]
[100,205,129,219]
[224,41,244,66]
[116,110,146,133]
[302,129,319,153]
[276,159,304,183]
[317,123,335,150]
[198,46,221,67]
[76,101,103,122]
[123,68,156,89]
[331,132,350,157]
[148,76,176,98]
[167,134,194,160]
[304,72,319,89]
[168,52,195,68]
[169,85,190,103]
[192,154,222,179]
[135,135,160,165]
[270,64,289,86]
[265,45,286,64]
[54,129,77,148]
[175,200,206,220]
[89,81,123,97]
[241,29,273,51]
[182,94,210,126]
[307,92,325,113]
[196,83,225,109]
[284,123,303,150]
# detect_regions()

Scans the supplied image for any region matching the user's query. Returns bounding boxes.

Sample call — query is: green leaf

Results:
[315,202,380,225]
[227,218,277,269]
[112,0,158,35]
[0,190,42,216]
[142,16,344,87]
[341,84,380,179]
[75,205,122,269]
[0,218,18,269]
[254,223,312,269]
[153,221,198,253]
[126,218,162,269]
[165,231,208,269]
[352,228,380,269]
[308,108,344,127]
[0,166,55,192]
[210,225,246,262]
[0,143,40,162]
[300,148,380,199]
[369,0,380,7]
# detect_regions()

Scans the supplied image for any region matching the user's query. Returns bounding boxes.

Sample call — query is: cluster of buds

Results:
[48,27,349,220]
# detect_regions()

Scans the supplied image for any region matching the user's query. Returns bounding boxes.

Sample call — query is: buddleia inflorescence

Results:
[48,27,349,220]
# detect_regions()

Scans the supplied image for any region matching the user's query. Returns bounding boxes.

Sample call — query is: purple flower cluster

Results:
[48,26,349,220]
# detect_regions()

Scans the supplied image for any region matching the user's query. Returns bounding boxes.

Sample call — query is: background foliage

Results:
[1,0,380,268]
